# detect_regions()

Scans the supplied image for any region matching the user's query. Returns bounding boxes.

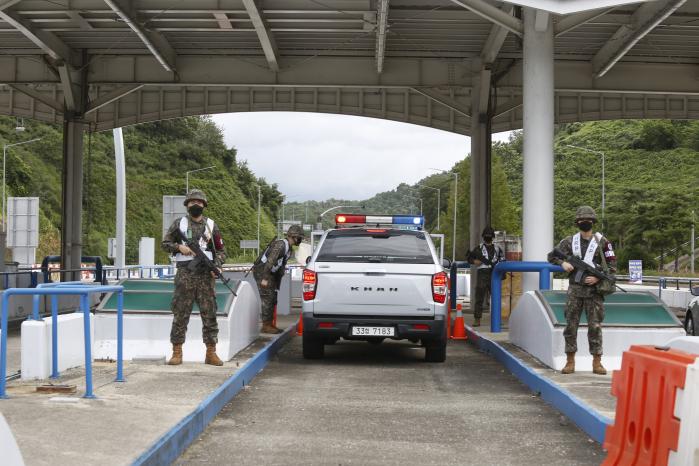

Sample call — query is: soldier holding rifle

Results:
[547,206,616,375]
[467,226,505,327]
[162,189,227,366]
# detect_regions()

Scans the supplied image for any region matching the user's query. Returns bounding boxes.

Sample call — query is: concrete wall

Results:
[20,313,94,380]
[509,291,686,372]
[0,414,24,466]
[93,281,260,362]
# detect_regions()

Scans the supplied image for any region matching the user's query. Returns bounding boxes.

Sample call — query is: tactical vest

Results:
[478,243,504,270]
[174,216,215,262]
[260,239,291,273]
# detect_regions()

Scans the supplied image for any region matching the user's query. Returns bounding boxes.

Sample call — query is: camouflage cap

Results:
[575,205,597,221]
[287,224,305,238]
[184,189,208,207]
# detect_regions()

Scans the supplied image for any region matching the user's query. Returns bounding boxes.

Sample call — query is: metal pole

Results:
[186,172,189,193]
[692,210,695,275]
[2,145,5,234]
[437,188,440,231]
[602,151,605,229]
[453,172,458,262]
[257,185,261,257]
[185,165,215,194]
[420,198,423,216]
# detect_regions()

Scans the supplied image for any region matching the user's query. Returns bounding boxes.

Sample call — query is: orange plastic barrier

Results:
[603,345,698,466]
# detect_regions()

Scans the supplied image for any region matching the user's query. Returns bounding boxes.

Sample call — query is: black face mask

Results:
[483,235,494,242]
[577,221,593,232]
[188,205,204,217]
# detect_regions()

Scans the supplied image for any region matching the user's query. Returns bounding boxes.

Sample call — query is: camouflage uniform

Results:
[547,234,616,355]
[252,239,291,322]
[162,215,226,345]
[468,243,505,320]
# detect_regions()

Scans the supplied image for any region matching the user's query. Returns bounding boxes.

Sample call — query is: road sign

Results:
[240,240,259,249]
[629,260,643,284]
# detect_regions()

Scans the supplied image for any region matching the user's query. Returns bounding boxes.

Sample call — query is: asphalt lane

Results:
[177,337,604,466]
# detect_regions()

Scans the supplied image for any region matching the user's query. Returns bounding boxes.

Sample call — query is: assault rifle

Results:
[551,248,626,293]
[174,229,237,295]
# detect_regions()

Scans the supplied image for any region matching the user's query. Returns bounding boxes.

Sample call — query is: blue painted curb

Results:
[132,326,296,466]
[465,326,612,444]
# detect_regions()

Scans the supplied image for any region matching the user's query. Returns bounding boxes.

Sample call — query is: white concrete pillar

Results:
[522,8,554,292]
[113,128,126,269]
[61,120,85,281]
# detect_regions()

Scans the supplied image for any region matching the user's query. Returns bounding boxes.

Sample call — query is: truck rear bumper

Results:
[302,313,445,341]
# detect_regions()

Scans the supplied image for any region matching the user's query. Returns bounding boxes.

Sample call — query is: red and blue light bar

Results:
[335,214,424,227]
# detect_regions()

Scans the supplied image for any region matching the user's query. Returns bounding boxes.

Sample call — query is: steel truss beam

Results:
[0,9,73,63]
[554,7,614,37]
[375,0,389,74]
[449,0,523,36]
[481,5,514,64]
[242,0,280,72]
[103,0,177,73]
[592,0,686,78]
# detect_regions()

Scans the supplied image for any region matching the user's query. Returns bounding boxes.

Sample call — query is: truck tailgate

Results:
[312,263,436,316]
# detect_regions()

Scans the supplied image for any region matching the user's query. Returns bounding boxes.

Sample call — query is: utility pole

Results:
[692,210,696,275]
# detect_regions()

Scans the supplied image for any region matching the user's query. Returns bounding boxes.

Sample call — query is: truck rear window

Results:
[316,230,434,264]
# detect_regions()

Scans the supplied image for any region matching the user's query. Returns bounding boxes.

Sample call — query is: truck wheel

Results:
[424,337,447,363]
[303,334,325,359]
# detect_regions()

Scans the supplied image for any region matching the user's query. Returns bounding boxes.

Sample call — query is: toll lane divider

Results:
[464,325,612,443]
[132,325,295,466]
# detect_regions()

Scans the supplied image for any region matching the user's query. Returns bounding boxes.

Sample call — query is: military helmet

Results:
[184,189,208,207]
[575,205,597,221]
[482,226,495,237]
[287,224,305,238]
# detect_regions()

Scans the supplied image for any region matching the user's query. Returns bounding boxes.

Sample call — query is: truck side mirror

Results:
[442,259,451,269]
[305,256,312,265]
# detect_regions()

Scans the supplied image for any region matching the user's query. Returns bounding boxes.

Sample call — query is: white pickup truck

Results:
[301,214,450,362]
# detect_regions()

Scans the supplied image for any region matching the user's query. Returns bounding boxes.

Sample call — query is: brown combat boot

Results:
[205,344,223,366]
[168,344,183,365]
[473,318,481,327]
[261,320,283,334]
[592,354,607,375]
[561,352,575,374]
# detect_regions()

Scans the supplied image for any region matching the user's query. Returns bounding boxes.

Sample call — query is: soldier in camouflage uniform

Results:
[548,206,616,375]
[252,224,305,334]
[467,226,505,327]
[162,189,227,366]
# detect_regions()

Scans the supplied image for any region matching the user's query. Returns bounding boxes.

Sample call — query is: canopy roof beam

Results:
[242,0,280,72]
[449,0,523,36]
[103,0,177,73]
[376,0,389,74]
[592,0,686,78]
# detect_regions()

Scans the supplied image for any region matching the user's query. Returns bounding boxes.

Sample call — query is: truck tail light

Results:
[432,272,448,304]
[303,269,317,301]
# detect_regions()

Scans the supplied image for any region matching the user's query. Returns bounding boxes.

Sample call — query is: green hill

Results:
[288,120,698,270]
[0,116,283,264]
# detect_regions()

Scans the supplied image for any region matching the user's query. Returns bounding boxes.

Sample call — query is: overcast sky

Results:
[212,112,511,201]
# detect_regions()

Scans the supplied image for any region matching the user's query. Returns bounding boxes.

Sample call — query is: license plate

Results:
[351,326,395,337]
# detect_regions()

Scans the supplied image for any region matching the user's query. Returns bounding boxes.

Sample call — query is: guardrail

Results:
[0,284,125,399]
[490,262,564,333]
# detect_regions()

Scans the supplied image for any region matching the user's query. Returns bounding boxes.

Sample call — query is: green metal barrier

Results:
[537,290,682,327]
[97,279,237,315]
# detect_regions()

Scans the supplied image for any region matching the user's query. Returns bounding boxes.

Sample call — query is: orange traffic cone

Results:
[450,304,467,340]
[296,311,303,336]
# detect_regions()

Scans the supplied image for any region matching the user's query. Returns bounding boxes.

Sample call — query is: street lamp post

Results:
[185,165,215,193]
[317,205,360,230]
[565,145,605,228]
[429,168,458,262]
[3,138,42,232]
[252,183,261,256]
[418,184,440,230]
